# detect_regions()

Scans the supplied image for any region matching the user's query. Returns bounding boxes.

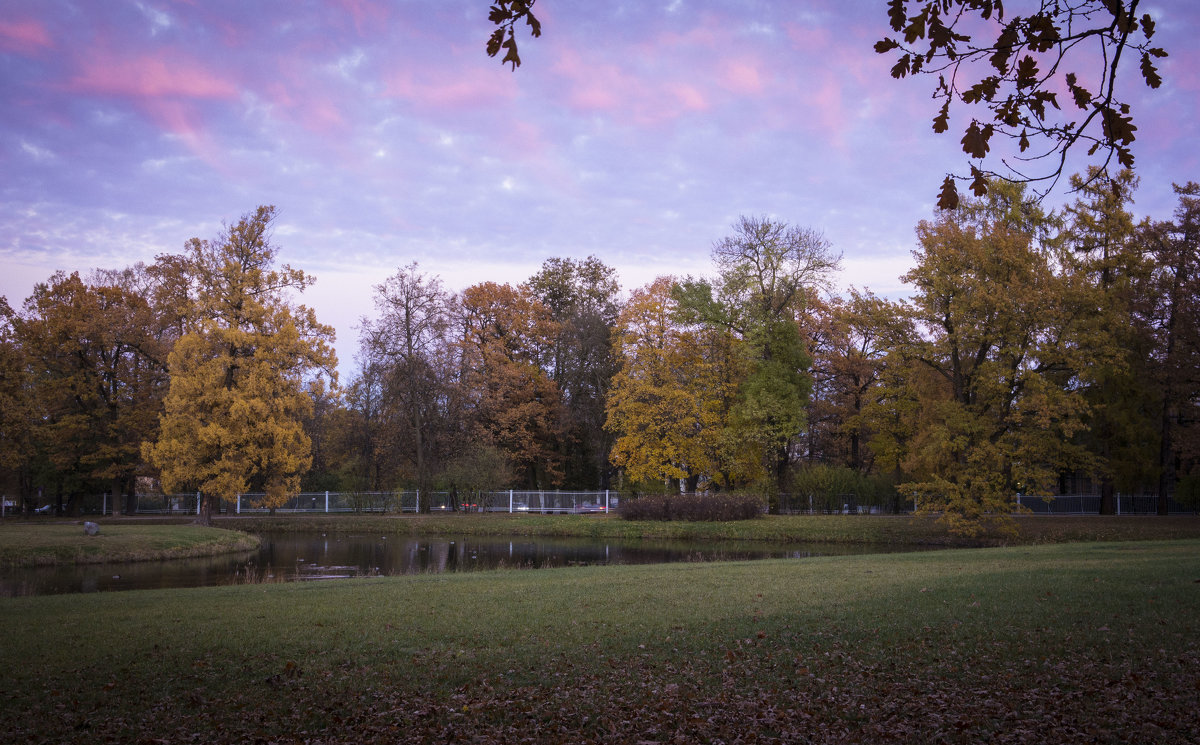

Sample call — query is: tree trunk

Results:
[1158,407,1175,516]
[123,488,138,516]
[195,492,213,526]
[1099,478,1115,516]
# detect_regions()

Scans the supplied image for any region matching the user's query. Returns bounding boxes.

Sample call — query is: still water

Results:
[0,532,925,597]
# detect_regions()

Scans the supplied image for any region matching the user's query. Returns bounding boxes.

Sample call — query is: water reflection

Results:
[0,532,926,597]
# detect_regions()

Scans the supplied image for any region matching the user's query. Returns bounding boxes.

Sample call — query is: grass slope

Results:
[217,512,1200,547]
[0,524,260,567]
[1,540,1197,743]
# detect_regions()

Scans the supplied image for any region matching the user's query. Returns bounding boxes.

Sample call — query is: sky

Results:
[2,0,1198,379]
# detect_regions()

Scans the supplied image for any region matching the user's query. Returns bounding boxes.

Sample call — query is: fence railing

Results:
[1015,494,1195,515]
[26,490,621,516]
[7,490,1194,517]
[776,492,1196,515]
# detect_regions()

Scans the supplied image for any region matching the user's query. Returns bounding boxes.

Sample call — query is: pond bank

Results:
[0,523,259,568]
[212,512,1200,547]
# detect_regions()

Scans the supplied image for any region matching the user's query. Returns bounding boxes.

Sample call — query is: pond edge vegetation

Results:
[0,523,260,568]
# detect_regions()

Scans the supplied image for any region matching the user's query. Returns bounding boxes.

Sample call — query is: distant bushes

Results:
[784,464,903,513]
[618,493,765,522]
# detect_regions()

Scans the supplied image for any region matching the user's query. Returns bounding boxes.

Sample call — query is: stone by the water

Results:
[83,521,99,536]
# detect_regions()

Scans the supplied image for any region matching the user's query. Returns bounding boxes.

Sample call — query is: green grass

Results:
[217,512,1200,546]
[0,523,260,567]
[1,540,1197,743]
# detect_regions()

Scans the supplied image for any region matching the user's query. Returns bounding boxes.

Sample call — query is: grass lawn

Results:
[0,523,259,567]
[217,512,1200,547]
[1,540,1197,743]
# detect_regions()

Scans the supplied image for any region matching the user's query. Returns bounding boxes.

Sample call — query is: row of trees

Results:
[804,175,1199,532]
[325,256,621,497]
[1,174,1197,531]
[0,207,334,520]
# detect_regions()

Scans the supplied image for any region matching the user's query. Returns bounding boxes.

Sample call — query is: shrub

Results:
[618,493,766,522]
[786,464,903,513]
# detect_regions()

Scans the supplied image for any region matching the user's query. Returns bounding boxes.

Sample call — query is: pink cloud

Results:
[57,48,242,168]
[552,50,635,112]
[259,59,352,137]
[67,52,238,100]
[299,98,348,135]
[383,66,516,110]
[671,83,708,111]
[550,46,717,126]
[785,22,835,54]
[721,60,765,95]
[329,0,391,37]
[0,18,52,54]
[137,98,232,174]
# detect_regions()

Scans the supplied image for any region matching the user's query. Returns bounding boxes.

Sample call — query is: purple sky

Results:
[3,1,1198,378]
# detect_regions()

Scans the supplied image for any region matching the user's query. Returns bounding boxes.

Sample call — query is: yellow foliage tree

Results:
[892,183,1104,536]
[605,277,745,491]
[144,207,335,521]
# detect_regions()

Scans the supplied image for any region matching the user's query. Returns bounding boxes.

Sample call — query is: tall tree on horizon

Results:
[1144,182,1200,512]
[524,256,622,489]
[890,182,1105,535]
[458,281,563,489]
[606,277,737,492]
[1061,169,1158,514]
[13,271,169,515]
[675,216,841,495]
[144,206,336,523]
[362,263,458,495]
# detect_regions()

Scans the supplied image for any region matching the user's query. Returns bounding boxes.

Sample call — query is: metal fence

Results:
[23,490,621,516]
[7,489,1194,517]
[1016,494,1196,515]
[225,490,617,514]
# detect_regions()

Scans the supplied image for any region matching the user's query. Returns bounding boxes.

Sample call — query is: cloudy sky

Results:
[3,0,1198,377]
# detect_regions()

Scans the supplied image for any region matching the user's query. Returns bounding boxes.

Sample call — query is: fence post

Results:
[416,490,419,513]
[237,494,241,515]
[605,489,609,512]
[509,490,513,513]
[196,491,201,515]
[325,491,329,513]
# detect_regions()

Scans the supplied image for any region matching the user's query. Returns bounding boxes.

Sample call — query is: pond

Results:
[0,532,929,597]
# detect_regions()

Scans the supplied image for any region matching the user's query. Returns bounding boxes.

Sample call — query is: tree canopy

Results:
[875,0,1167,208]
[144,206,335,521]
[486,2,1168,208]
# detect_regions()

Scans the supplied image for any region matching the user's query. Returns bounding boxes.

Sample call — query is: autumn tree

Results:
[524,256,622,488]
[605,277,734,492]
[13,271,170,515]
[144,206,336,522]
[877,0,1169,208]
[675,216,841,494]
[892,182,1103,535]
[1060,168,1157,513]
[458,281,563,489]
[0,298,33,506]
[802,291,892,472]
[361,264,459,494]
[334,358,395,492]
[1144,182,1200,512]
